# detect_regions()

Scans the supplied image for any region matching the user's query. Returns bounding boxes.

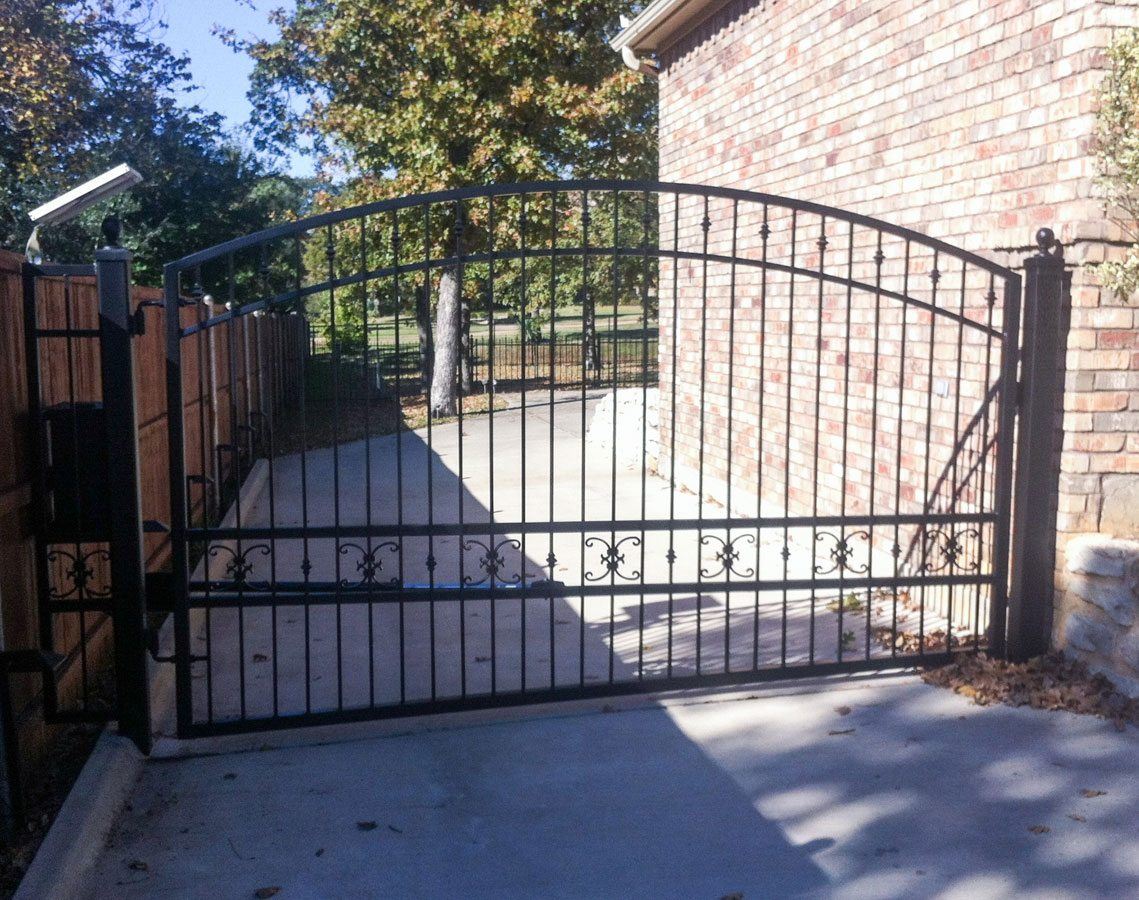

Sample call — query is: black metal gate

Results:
[161,180,1056,737]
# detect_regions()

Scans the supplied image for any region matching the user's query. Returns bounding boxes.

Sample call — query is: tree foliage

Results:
[237,0,658,383]
[1095,28,1139,300]
[239,0,656,190]
[0,0,311,283]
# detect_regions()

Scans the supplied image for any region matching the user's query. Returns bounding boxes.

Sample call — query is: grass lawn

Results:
[315,304,657,349]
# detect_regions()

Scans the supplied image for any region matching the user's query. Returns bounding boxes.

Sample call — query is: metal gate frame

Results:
[159,180,1068,738]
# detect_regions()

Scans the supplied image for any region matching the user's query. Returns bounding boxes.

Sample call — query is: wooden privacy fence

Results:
[0,249,305,778]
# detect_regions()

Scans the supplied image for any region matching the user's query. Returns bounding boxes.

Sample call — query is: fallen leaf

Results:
[921,652,1139,730]
[834,706,852,716]
[315,848,325,856]
[474,655,491,663]
[254,889,281,899]
[356,821,378,831]
[1028,824,1051,834]
[223,773,237,781]
[720,894,743,900]
[388,824,403,834]
[827,728,856,736]
[1067,814,1086,822]
[1080,789,1107,798]
[252,653,268,663]
[127,860,149,872]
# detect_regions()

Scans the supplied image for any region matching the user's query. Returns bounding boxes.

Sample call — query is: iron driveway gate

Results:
[163,181,1061,737]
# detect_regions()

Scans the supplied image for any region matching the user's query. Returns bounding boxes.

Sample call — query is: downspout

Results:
[621,44,661,77]
[617,15,661,77]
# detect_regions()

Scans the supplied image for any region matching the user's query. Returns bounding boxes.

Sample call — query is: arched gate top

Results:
[164,179,1020,281]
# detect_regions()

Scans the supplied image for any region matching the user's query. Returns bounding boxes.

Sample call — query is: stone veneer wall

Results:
[1061,535,1139,695]
[653,0,1139,654]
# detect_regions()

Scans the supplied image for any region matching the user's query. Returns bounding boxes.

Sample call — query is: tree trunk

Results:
[415,285,433,393]
[459,297,472,394]
[430,264,462,417]
[582,288,601,381]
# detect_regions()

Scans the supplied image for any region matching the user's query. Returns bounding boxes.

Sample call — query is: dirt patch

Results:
[0,721,103,898]
[922,652,1139,730]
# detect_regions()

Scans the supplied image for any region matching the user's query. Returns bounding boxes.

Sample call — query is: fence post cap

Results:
[1032,227,1063,261]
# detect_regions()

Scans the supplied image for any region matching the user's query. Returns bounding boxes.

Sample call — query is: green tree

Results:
[238,0,656,413]
[0,0,312,284]
[1095,28,1139,300]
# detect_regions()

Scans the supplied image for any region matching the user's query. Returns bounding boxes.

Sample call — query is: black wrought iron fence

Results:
[305,330,658,401]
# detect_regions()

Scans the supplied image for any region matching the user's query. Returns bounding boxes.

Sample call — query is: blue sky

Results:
[157,0,315,177]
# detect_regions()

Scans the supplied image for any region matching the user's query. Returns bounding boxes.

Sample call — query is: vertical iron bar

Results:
[20,265,53,667]
[519,197,528,693]
[780,210,796,668]
[809,217,826,665]
[918,251,940,657]
[547,192,559,690]
[225,254,247,722]
[293,236,312,714]
[892,242,911,655]
[976,273,998,650]
[867,233,885,659]
[695,196,710,675]
[608,191,619,684]
[360,218,375,707]
[638,190,651,680]
[837,221,854,661]
[579,190,589,687]
[165,264,193,737]
[948,259,968,649]
[754,205,769,670]
[668,193,679,678]
[392,213,407,703]
[485,197,497,695]
[725,199,738,672]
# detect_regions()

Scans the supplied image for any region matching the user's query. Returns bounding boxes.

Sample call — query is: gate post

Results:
[96,217,152,752]
[1006,227,1069,662]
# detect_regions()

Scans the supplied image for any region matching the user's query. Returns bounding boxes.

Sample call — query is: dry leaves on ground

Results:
[873,627,971,654]
[921,652,1139,730]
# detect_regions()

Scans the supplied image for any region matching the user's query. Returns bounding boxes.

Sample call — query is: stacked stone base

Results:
[1057,535,1139,697]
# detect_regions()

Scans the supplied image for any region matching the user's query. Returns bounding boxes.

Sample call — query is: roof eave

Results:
[610,0,720,56]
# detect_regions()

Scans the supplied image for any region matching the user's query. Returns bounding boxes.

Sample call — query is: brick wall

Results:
[653,0,1139,642]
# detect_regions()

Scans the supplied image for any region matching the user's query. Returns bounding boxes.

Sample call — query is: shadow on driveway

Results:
[88,675,1139,898]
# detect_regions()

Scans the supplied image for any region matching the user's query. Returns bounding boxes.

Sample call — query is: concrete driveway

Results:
[189,394,943,728]
[84,675,1139,899]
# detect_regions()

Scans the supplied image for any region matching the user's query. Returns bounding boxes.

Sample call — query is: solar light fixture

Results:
[25,163,144,262]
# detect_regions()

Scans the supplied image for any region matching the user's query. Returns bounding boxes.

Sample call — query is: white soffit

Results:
[611,0,726,56]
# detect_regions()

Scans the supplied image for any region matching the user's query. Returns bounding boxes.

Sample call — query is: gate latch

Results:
[131,299,164,336]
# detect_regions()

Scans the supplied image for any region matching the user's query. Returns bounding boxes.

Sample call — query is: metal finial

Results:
[1035,227,1056,257]
[101,215,122,248]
